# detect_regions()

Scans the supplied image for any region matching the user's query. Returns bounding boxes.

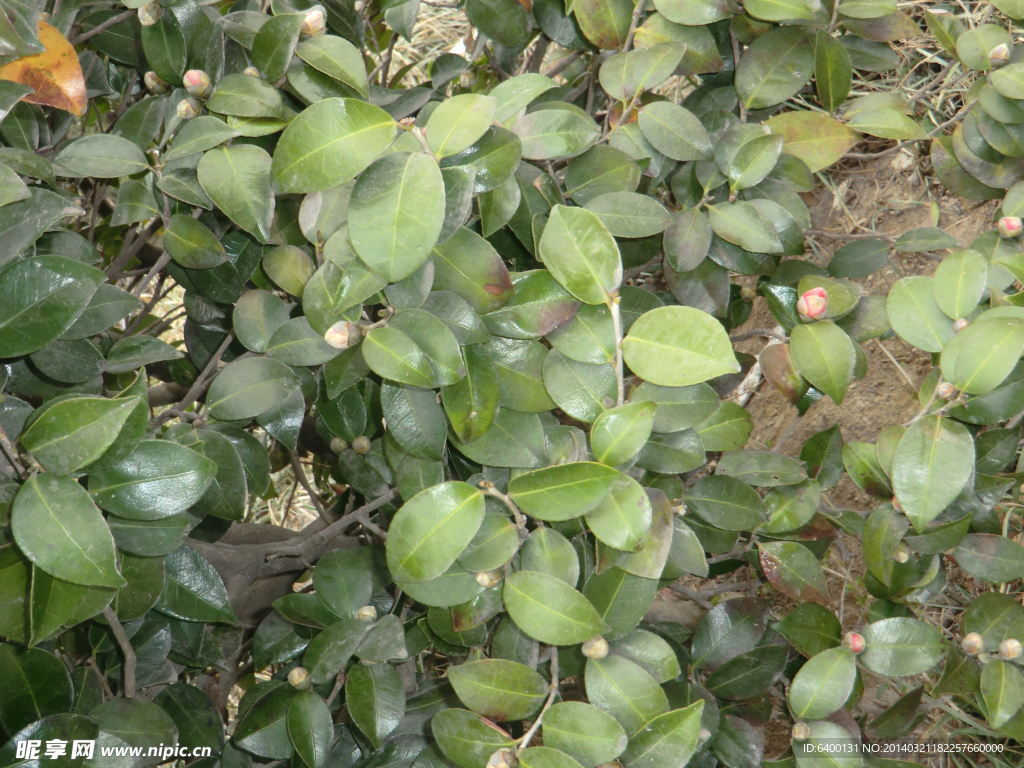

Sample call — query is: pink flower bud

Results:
[183,69,213,99]
[998,216,1023,238]
[143,71,169,94]
[1000,638,1022,660]
[176,98,201,120]
[301,8,326,36]
[842,632,865,654]
[963,632,984,655]
[138,2,161,26]
[796,287,828,320]
[953,318,970,333]
[935,382,956,399]
[324,320,360,349]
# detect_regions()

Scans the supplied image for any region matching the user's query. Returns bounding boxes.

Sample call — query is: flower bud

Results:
[953,318,970,333]
[963,632,984,655]
[892,496,903,513]
[935,382,956,400]
[243,66,262,79]
[357,605,377,622]
[301,8,327,36]
[184,69,213,99]
[796,287,828,320]
[990,43,1011,68]
[697,728,712,743]
[487,750,517,768]
[330,437,348,454]
[288,666,312,689]
[998,216,1023,238]
[740,285,756,302]
[146,148,161,166]
[894,543,911,564]
[842,631,865,654]
[1000,638,1022,660]
[352,436,371,454]
[138,2,161,26]
[582,636,609,659]
[324,320,360,350]
[143,71,169,94]
[791,722,811,741]
[476,569,503,588]
[176,98,201,120]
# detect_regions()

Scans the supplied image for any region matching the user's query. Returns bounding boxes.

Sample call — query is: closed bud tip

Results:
[998,216,1023,238]
[243,66,262,79]
[893,543,910,563]
[842,631,865,654]
[288,666,312,689]
[990,43,1011,67]
[144,71,169,94]
[1000,638,1022,660]
[935,382,956,399]
[324,320,359,349]
[301,7,326,36]
[953,318,970,333]
[963,632,984,655]
[487,750,517,768]
[330,437,348,454]
[740,285,757,302]
[796,287,828,320]
[176,98,201,120]
[183,69,213,99]
[792,722,811,741]
[476,569,503,588]
[582,636,609,659]
[138,2,162,26]
[356,605,377,622]
[352,436,371,454]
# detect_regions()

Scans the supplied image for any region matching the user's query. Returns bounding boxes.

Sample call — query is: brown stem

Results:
[290,451,332,526]
[0,423,26,479]
[107,218,162,280]
[150,332,234,427]
[267,489,399,561]
[102,606,136,697]
[71,9,135,46]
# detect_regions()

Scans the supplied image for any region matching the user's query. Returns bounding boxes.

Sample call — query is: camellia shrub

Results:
[4,0,1024,766]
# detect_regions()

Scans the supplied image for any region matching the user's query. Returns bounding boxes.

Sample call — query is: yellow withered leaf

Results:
[0,21,86,116]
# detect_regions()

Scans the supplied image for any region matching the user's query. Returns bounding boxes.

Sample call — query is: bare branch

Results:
[102,607,136,697]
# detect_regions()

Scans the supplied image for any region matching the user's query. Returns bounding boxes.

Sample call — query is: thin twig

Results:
[356,512,388,540]
[131,251,171,298]
[873,338,916,390]
[482,484,528,539]
[731,32,746,122]
[106,218,162,280]
[151,333,234,427]
[805,229,896,243]
[545,52,580,80]
[730,328,786,343]
[0,423,26,479]
[622,1,646,54]
[102,607,136,697]
[70,9,135,46]
[326,670,346,706]
[517,649,559,753]
[267,489,399,560]
[669,583,714,610]
[609,296,625,407]
[290,451,332,526]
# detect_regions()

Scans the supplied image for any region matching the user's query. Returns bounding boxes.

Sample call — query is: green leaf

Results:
[759,542,828,604]
[349,152,446,282]
[637,102,712,162]
[582,567,658,640]
[427,94,499,158]
[690,598,769,671]
[704,645,788,701]
[0,256,105,358]
[273,98,396,194]
[788,646,856,720]
[736,26,813,109]
[847,108,927,140]
[164,116,242,163]
[508,462,620,521]
[12,474,124,589]
[763,111,859,173]
[0,645,74,734]
[514,104,601,160]
[953,534,1024,584]
[207,72,287,119]
[539,205,622,305]
[814,29,852,112]
[233,289,292,353]
[386,482,485,583]
[451,408,547,469]
[55,134,148,177]
[892,415,974,533]
[774,604,842,658]
[155,545,237,624]
[591,403,657,466]
[88,440,216,520]
[584,655,669,735]
[154,683,223,754]
[859,618,946,677]
[252,12,304,82]
[296,35,369,97]
[621,306,739,387]
[708,201,783,254]
[432,709,515,768]
[432,227,514,313]
[234,682,296,759]
[982,659,1024,728]
[950,317,1024,394]
[543,702,627,768]
[198,144,274,243]
[21,395,138,475]
[382,381,448,461]
[504,570,607,644]
[363,326,437,387]
[584,193,671,238]
[266,317,339,366]
[684,475,766,531]
[442,344,500,443]
[448,659,548,720]
[790,320,856,405]
[621,701,704,768]
[206,356,301,421]
[346,663,405,748]
[492,74,558,125]
[313,549,373,619]
[390,308,465,386]
[164,214,229,269]
[885,275,954,353]
[716,449,807,486]
[284,692,331,768]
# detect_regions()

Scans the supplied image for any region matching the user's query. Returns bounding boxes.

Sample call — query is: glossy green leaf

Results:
[509,462,619,522]
[504,570,607,644]
[622,306,739,387]
[198,144,275,243]
[21,395,138,475]
[206,357,301,421]
[448,659,548,721]
[859,618,946,677]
